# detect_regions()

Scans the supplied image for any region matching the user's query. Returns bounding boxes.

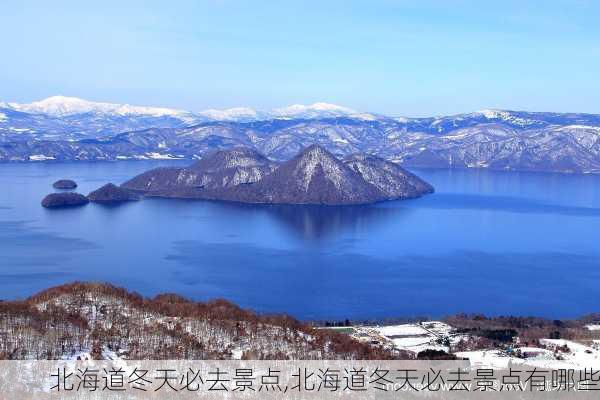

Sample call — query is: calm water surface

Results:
[1,161,599,320]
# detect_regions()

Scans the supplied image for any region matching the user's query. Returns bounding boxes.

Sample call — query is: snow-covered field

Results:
[352,321,468,354]
[455,339,600,370]
[585,324,600,331]
[351,322,600,369]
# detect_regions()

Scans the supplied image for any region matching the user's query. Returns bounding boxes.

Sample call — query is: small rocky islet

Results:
[41,182,138,208]
[41,192,89,208]
[87,183,139,204]
[52,179,77,189]
[42,145,434,208]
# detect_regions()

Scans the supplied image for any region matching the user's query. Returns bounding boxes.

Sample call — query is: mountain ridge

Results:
[2,95,191,117]
[4,95,600,125]
[1,96,378,122]
[3,96,600,174]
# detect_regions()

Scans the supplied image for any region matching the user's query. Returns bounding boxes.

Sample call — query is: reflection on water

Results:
[209,202,409,240]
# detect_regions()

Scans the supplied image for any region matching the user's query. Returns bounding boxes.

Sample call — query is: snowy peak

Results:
[197,102,376,121]
[273,103,355,119]
[197,107,265,122]
[472,109,546,127]
[267,144,380,201]
[296,143,338,159]
[18,96,101,116]
[271,103,378,120]
[6,96,190,117]
[476,109,512,119]
[292,145,347,190]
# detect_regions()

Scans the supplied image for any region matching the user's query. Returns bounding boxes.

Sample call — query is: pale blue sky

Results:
[1,0,599,116]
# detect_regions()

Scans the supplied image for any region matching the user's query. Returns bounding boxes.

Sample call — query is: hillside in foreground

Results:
[2,282,600,367]
[0,282,397,360]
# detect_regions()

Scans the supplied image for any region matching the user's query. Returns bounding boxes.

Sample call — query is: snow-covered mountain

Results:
[0,96,380,138]
[2,95,600,174]
[0,96,200,140]
[195,103,378,121]
[1,96,376,123]
[122,145,433,205]
[2,95,190,117]
[197,107,267,122]
[271,103,378,120]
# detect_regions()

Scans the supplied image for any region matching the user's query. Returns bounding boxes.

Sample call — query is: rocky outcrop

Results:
[41,192,89,208]
[123,145,434,205]
[233,145,385,204]
[87,183,139,204]
[52,179,77,189]
[344,154,434,199]
[124,147,277,195]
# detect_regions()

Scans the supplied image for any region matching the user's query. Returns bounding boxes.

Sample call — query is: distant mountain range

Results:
[2,96,600,174]
[122,145,434,205]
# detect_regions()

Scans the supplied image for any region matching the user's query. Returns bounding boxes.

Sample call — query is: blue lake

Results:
[1,161,599,320]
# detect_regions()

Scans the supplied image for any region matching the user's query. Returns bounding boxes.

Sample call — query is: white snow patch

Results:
[28,154,55,161]
[198,107,261,121]
[144,152,183,160]
[294,146,345,191]
[586,324,600,331]
[478,109,511,119]
[231,348,244,360]
[558,125,600,132]
[274,102,355,116]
